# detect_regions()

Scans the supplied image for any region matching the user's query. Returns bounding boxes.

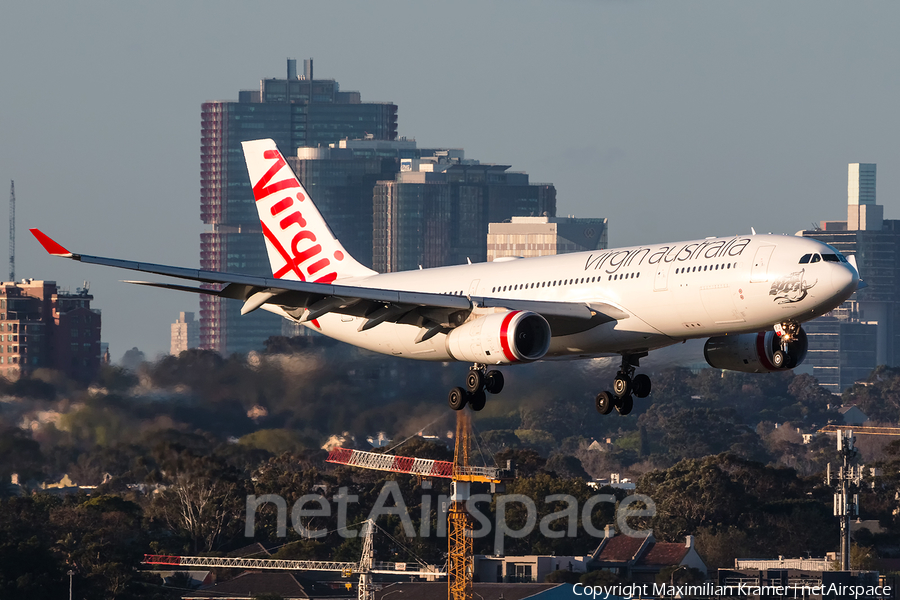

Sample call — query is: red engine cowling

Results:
[704,328,808,373]
[445,310,551,364]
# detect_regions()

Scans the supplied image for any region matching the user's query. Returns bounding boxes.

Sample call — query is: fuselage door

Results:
[653,261,670,292]
[468,279,480,296]
[750,245,775,283]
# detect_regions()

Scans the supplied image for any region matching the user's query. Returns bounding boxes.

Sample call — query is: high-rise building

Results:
[200,59,398,355]
[373,156,556,272]
[289,139,419,268]
[0,280,101,381]
[801,163,900,391]
[802,317,877,392]
[171,312,199,355]
[487,216,608,261]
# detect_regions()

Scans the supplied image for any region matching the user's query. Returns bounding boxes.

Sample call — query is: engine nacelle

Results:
[445,310,551,364]
[704,328,808,373]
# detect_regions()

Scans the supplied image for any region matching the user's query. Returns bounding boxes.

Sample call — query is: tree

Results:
[120,347,146,372]
[545,454,589,480]
[545,569,581,583]
[580,569,622,586]
[148,453,245,552]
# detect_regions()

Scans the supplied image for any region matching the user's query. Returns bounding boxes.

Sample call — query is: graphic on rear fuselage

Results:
[769,268,817,304]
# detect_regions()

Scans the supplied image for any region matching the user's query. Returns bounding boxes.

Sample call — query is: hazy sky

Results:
[1,1,898,359]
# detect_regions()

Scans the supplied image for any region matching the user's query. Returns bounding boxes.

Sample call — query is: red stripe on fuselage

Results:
[499,311,521,363]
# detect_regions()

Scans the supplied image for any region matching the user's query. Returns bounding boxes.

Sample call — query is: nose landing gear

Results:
[774,320,802,368]
[448,364,505,411]
[596,353,651,416]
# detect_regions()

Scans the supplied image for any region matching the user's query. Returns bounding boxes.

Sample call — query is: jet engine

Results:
[703,328,808,373]
[445,310,551,364]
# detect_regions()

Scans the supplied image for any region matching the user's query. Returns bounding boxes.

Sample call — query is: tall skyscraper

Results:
[200,59,398,355]
[801,162,899,391]
[373,157,556,272]
[288,138,419,268]
[171,312,199,355]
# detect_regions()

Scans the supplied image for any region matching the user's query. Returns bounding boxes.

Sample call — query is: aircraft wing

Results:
[31,229,622,336]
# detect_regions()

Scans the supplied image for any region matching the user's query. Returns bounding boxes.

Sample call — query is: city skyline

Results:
[2,1,898,359]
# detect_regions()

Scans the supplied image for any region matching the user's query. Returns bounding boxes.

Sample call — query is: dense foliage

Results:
[1,338,899,597]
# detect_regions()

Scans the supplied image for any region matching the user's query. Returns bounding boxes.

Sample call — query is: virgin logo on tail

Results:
[247,145,339,284]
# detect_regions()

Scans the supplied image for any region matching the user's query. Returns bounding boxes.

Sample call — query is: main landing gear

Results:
[595,353,652,416]
[448,364,504,411]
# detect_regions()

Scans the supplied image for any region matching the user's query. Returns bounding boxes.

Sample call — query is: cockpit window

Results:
[811,254,821,263]
[822,253,840,262]
[799,254,811,264]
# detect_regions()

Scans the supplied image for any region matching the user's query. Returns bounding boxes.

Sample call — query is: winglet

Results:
[29,229,74,257]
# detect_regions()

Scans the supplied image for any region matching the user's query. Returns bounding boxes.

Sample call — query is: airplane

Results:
[31,138,860,416]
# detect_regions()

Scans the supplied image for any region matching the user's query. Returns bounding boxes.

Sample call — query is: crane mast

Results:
[326,411,514,600]
[448,410,474,600]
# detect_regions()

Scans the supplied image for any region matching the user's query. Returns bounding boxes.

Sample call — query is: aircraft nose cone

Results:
[832,263,859,299]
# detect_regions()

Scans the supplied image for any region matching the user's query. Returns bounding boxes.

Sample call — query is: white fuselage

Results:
[265,233,857,364]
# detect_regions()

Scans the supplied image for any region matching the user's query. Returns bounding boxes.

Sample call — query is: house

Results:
[590,530,707,583]
[588,473,637,491]
[372,582,579,600]
[838,405,869,426]
[474,554,591,583]
[181,572,352,599]
[148,570,211,589]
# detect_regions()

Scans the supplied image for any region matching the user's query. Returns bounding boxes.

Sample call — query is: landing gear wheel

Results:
[613,375,632,399]
[469,389,487,411]
[595,391,614,415]
[465,370,484,393]
[448,387,468,411]
[615,395,634,416]
[632,374,652,398]
[772,350,786,369]
[485,370,504,394]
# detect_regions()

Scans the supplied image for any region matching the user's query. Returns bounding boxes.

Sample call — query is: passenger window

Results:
[811,254,821,263]
[799,254,811,264]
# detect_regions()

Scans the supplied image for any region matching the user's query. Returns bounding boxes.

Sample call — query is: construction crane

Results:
[818,424,900,437]
[142,519,442,600]
[327,410,514,600]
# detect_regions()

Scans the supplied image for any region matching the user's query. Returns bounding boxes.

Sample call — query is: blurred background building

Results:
[800,163,896,392]
[170,312,199,355]
[200,58,562,354]
[0,280,101,381]
[373,154,557,272]
[487,216,608,261]
[199,58,398,355]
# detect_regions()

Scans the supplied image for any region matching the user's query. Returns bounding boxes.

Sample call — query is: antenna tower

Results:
[9,180,14,282]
